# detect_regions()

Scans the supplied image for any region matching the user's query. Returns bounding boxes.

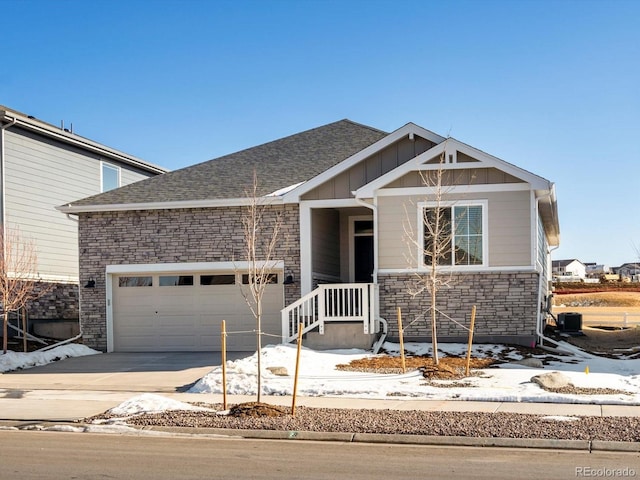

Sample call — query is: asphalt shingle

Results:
[69,119,387,206]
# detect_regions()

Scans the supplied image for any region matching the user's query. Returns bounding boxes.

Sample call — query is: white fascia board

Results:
[283,123,446,203]
[1,110,167,175]
[299,198,362,208]
[452,140,551,190]
[267,181,305,197]
[57,196,284,214]
[106,260,285,275]
[536,184,560,247]
[357,137,553,199]
[375,182,531,197]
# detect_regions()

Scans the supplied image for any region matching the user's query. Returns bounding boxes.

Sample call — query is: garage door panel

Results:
[157,334,197,348]
[113,272,284,352]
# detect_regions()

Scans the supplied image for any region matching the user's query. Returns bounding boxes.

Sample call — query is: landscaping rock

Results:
[266,366,289,376]
[531,371,572,389]
[513,358,544,368]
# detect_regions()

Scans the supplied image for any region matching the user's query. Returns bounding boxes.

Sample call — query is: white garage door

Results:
[112,271,284,352]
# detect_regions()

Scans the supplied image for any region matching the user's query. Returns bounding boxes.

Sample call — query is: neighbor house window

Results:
[101,162,120,192]
[420,202,486,267]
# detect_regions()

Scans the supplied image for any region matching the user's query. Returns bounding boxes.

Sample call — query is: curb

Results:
[141,425,637,452]
[2,421,640,452]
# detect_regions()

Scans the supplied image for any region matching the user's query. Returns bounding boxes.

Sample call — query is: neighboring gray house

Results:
[0,106,166,333]
[615,263,640,281]
[60,120,560,353]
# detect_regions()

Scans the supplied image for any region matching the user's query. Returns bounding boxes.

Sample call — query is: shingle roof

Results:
[69,119,387,206]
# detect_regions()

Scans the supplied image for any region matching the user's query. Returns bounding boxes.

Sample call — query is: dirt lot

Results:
[552,290,640,356]
[553,290,640,308]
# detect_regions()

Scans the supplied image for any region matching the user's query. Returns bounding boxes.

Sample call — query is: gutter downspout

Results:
[534,191,591,357]
[355,195,387,352]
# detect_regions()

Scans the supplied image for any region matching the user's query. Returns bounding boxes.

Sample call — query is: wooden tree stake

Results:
[465,305,477,377]
[221,320,227,410]
[291,322,303,417]
[397,307,406,374]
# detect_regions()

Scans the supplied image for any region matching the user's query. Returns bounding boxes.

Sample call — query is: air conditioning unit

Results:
[557,312,582,332]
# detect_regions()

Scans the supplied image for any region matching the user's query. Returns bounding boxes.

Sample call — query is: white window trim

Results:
[101,161,121,192]
[416,199,488,270]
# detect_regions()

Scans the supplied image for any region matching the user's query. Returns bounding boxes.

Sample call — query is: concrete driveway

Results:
[0,351,252,422]
[1,351,251,392]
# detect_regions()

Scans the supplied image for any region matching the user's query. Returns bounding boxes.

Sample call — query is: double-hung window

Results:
[419,201,487,267]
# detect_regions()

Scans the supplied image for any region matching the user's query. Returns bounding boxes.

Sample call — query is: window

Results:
[159,275,194,286]
[200,274,235,285]
[119,276,152,287]
[102,162,120,192]
[421,203,485,267]
[242,273,278,285]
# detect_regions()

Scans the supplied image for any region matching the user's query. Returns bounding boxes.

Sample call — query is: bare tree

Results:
[402,143,480,365]
[0,226,50,353]
[402,151,453,365]
[239,171,283,402]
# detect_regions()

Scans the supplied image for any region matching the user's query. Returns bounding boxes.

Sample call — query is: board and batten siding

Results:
[377,190,532,269]
[301,136,436,201]
[3,127,156,281]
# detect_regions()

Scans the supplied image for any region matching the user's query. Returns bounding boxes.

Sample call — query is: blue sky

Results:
[3,0,639,266]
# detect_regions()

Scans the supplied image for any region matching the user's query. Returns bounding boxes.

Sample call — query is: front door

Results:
[352,217,374,283]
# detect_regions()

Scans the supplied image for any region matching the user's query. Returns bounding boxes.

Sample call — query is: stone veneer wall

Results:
[28,282,79,320]
[78,205,300,351]
[378,271,540,345]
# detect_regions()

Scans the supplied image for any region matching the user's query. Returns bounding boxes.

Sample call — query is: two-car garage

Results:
[107,263,284,352]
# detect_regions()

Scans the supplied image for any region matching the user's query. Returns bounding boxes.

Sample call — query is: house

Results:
[59,119,560,352]
[552,259,586,280]
[615,263,640,281]
[0,106,166,337]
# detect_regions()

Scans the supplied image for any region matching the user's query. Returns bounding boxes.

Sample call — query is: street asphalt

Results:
[1,351,639,452]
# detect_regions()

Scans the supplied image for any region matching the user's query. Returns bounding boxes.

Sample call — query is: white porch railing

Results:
[281,283,379,344]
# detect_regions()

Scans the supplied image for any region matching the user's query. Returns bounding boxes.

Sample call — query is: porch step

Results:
[305,322,375,351]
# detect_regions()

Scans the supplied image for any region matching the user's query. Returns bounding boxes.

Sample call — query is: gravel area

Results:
[90,405,640,443]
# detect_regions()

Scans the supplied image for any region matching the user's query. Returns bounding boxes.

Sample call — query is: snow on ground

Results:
[0,344,99,373]
[108,393,215,417]
[3,339,640,419]
[189,342,640,405]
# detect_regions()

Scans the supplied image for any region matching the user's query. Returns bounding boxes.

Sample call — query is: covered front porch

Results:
[284,203,386,350]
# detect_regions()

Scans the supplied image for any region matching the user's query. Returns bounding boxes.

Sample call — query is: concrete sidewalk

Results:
[2,389,640,423]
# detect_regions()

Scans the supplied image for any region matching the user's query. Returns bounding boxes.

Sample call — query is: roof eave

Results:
[536,184,560,247]
[57,196,284,214]
[1,107,168,175]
